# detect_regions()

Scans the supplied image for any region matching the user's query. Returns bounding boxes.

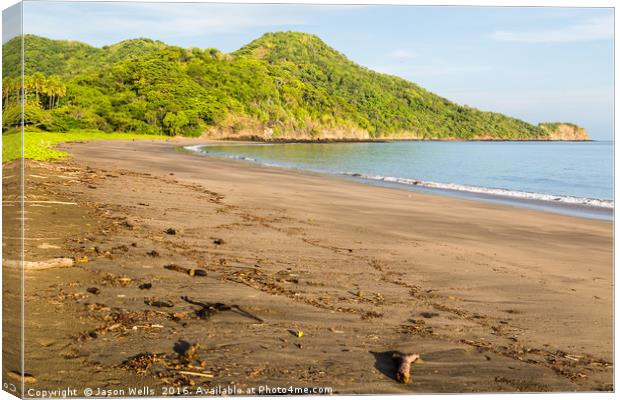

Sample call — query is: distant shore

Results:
[215,135,593,143]
[10,138,611,393]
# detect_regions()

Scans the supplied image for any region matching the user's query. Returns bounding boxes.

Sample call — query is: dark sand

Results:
[3,139,613,395]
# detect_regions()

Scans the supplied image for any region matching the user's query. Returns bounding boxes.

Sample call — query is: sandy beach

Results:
[3,139,612,394]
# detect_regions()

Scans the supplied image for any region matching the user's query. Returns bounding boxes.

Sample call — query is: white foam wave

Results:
[184,145,613,210]
[185,145,259,162]
[342,172,614,209]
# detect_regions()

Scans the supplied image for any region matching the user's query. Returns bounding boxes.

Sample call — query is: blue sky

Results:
[13,2,615,139]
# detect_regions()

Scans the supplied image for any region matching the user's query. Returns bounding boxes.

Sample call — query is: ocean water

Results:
[187,141,614,217]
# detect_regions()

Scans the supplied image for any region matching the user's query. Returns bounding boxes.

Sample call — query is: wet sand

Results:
[4,139,613,394]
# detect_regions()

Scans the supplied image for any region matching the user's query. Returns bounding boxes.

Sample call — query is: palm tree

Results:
[44,76,66,109]
[14,77,22,105]
[54,77,67,108]
[45,77,55,109]
[23,75,35,105]
[32,72,45,104]
[2,77,14,107]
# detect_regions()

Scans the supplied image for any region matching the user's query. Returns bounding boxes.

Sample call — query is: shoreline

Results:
[213,135,595,143]
[186,142,613,221]
[10,139,612,393]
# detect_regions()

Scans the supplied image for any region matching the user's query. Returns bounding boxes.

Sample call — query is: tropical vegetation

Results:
[3,32,562,140]
[2,128,165,162]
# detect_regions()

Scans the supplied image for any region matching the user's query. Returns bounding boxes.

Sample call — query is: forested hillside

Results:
[2,32,586,140]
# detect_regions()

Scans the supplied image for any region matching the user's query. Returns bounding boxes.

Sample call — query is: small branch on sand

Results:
[4,200,77,205]
[392,353,420,384]
[181,296,264,323]
[164,264,207,277]
[3,258,74,271]
[175,370,214,378]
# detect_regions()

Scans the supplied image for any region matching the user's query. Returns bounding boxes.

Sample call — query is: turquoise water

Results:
[188,141,614,213]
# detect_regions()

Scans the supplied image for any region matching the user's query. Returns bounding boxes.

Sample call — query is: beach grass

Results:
[2,129,167,163]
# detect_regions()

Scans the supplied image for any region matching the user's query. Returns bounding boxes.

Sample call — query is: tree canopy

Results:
[3,32,551,139]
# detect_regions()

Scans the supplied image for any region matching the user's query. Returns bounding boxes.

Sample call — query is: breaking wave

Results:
[185,145,613,210]
[341,172,613,209]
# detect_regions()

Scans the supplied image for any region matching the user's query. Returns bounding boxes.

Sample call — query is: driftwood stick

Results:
[175,370,214,378]
[164,264,191,274]
[180,296,214,308]
[231,305,264,323]
[180,296,263,323]
[4,200,77,205]
[392,353,420,384]
[165,264,206,277]
[4,258,74,271]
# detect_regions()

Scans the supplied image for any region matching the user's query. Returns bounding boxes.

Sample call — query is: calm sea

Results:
[187,141,614,219]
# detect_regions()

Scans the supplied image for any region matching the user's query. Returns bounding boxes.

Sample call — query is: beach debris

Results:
[145,299,174,308]
[37,243,60,249]
[564,354,583,362]
[36,338,55,347]
[121,352,163,375]
[99,273,134,287]
[174,340,200,363]
[164,264,187,273]
[93,246,106,255]
[122,219,134,230]
[392,352,420,384]
[176,370,213,378]
[361,311,383,320]
[76,256,89,264]
[84,309,167,340]
[164,228,177,235]
[132,324,164,331]
[420,312,439,318]
[164,264,207,277]
[86,287,101,295]
[288,329,304,338]
[133,341,213,385]
[139,283,153,290]
[400,321,434,336]
[112,244,129,253]
[7,371,37,383]
[213,238,225,245]
[170,311,189,321]
[181,296,264,323]
[146,250,160,257]
[118,277,132,286]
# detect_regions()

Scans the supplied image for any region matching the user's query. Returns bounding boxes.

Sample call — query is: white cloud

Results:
[23,2,312,46]
[388,49,415,61]
[491,15,613,43]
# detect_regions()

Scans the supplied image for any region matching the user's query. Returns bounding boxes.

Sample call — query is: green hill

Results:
[2,32,588,140]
